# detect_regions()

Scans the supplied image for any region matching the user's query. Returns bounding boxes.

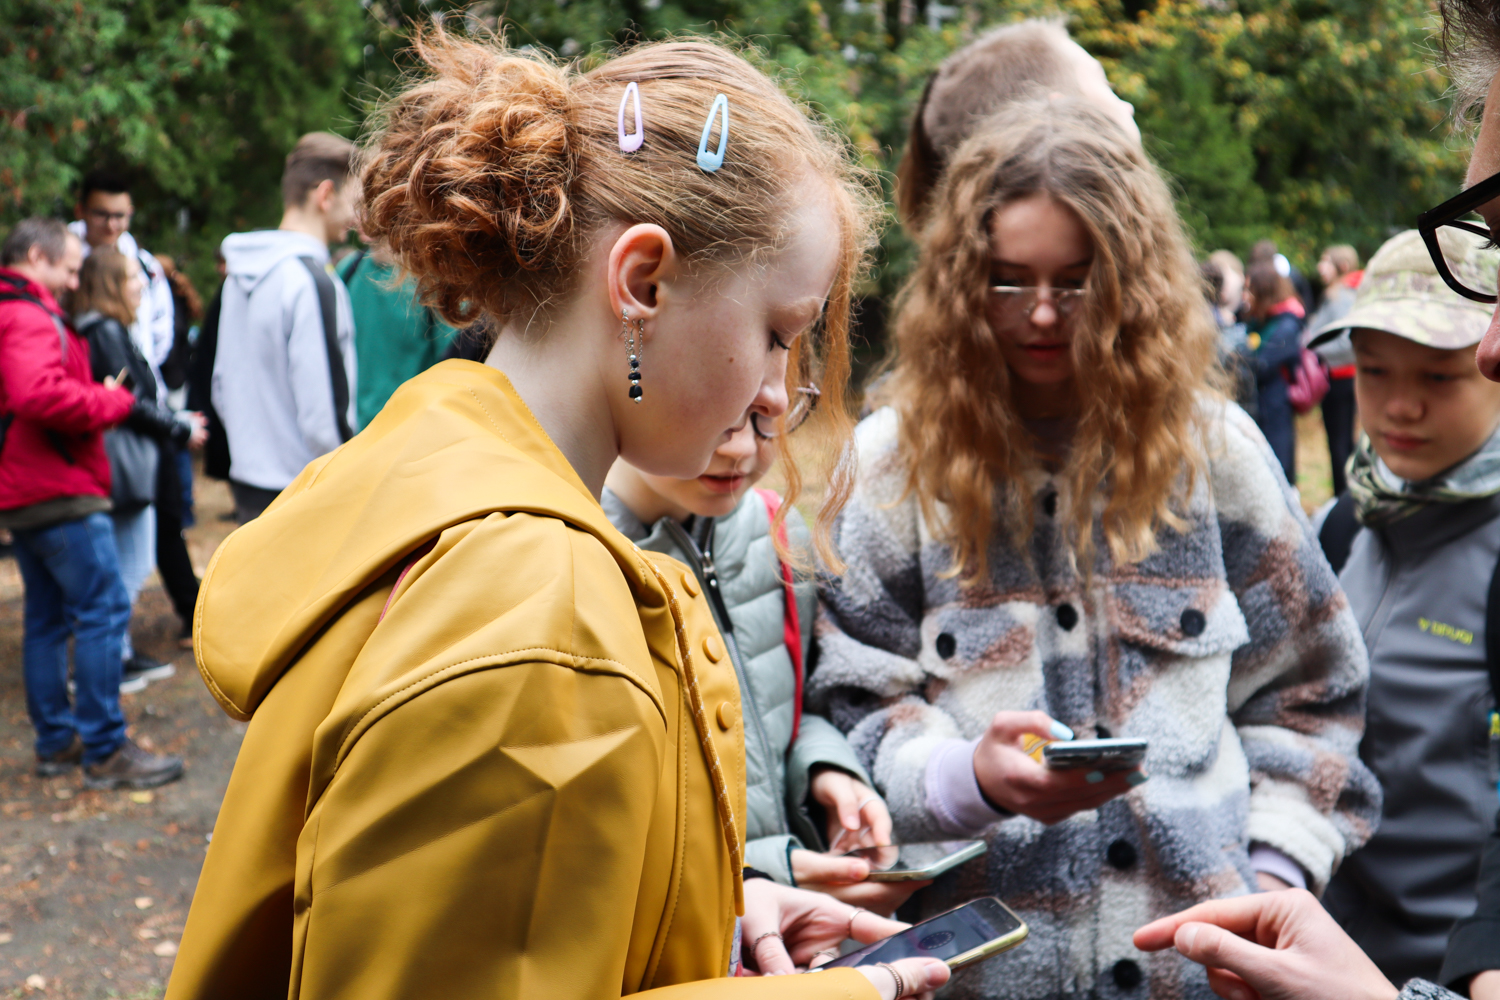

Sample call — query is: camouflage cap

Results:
[1308,228,1500,351]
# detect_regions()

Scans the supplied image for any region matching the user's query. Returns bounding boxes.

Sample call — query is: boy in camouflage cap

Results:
[1312,227,1500,986]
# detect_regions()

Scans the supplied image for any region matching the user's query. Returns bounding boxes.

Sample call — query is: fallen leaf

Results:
[163,823,179,836]
[134,896,154,910]
[153,939,178,957]
[24,973,44,989]
[0,932,11,943]
[137,927,159,940]
[135,875,152,886]
[136,839,150,850]
[129,791,153,804]
[52,789,71,800]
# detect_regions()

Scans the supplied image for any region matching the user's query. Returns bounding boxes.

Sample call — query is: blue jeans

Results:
[12,512,130,762]
[111,505,155,662]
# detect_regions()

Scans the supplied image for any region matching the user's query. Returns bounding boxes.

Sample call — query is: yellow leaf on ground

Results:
[152,940,178,957]
[129,791,154,804]
[134,897,153,910]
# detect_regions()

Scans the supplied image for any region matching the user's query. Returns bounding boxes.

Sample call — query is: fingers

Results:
[791,848,870,886]
[986,710,1073,746]
[847,906,909,944]
[751,931,797,976]
[889,957,952,999]
[1133,895,1283,953]
[1171,921,1274,985]
[863,794,894,846]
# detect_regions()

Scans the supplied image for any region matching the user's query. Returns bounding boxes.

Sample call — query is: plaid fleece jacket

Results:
[811,403,1379,1000]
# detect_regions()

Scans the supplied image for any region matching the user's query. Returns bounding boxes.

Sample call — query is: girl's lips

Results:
[699,474,746,495]
[1379,431,1428,452]
[1022,343,1068,358]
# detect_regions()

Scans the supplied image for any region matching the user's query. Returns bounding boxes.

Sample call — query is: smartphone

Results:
[1041,738,1147,771]
[819,897,1028,971]
[841,840,987,882]
[115,366,135,391]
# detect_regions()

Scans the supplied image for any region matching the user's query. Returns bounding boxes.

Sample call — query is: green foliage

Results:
[0,0,1472,296]
[1,0,363,291]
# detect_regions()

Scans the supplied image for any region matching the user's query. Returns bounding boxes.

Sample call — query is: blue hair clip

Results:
[617,81,643,153]
[696,94,729,173]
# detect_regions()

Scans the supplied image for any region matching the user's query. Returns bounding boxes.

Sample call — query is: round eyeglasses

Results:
[750,385,821,440]
[988,285,1088,325]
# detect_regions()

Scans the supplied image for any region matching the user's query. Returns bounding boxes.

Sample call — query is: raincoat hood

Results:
[195,359,623,719]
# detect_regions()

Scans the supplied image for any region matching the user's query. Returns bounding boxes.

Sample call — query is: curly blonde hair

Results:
[887,98,1222,581]
[358,28,878,560]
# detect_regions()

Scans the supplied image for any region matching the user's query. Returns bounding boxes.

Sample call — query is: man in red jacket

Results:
[0,218,183,788]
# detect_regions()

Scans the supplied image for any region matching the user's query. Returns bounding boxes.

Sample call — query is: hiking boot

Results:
[36,735,83,777]
[83,739,184,790]
[121,655,175,693]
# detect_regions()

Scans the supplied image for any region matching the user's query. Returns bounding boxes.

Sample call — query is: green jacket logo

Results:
[1418,617,1475,646]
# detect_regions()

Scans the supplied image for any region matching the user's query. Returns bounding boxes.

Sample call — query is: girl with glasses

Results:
[811,97,1378,1000]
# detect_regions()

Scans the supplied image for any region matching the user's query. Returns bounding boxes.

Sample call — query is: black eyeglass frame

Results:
[750,385,821,440]
[1417,168,1500,304]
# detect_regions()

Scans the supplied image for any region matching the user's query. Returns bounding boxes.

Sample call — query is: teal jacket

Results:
[337,252,457,427]
[602,486,874,883]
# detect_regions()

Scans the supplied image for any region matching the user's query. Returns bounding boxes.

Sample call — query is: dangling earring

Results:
[622,308,644,403]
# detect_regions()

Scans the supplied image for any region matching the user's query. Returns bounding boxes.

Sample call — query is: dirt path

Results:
[0,477,241,999]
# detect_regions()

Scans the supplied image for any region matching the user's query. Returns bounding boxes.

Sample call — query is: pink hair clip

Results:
[618,81,644,153]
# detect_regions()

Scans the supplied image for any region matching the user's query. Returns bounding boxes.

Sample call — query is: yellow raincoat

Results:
[165,361,878,1000]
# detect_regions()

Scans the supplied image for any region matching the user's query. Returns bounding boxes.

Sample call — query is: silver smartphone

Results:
[1042,737,1148,771]
[819,896,1028,970]
[840,840,987,882]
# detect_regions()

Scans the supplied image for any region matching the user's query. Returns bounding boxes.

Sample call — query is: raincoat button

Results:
[703,635,725,662]
[717,701,737,730]
[681,572,701,597]
[936,633,956,658]
[1056,603,1079,630]
[1180,608,1206,637]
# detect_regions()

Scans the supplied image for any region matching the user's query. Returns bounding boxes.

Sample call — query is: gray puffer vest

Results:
[602,487,873,884]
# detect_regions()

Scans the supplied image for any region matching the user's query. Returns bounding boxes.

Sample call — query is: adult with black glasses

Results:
[1131,4,1500,1000]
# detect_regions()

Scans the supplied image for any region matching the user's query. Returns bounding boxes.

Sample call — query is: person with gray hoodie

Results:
[1309,229,1500,988]
[212,132,358,522]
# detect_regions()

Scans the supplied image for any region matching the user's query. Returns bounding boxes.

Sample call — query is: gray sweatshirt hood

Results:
[222,230,328,294]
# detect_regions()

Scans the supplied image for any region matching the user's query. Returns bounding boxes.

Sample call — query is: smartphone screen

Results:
[841,841,985,880]
[822,897,1025,969]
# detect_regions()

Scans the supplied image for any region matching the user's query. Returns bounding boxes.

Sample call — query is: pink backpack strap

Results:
[755,488,803,745]
[379,538,438,623]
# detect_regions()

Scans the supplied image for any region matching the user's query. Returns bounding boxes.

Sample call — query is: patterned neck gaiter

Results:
[1347,428,1500,524]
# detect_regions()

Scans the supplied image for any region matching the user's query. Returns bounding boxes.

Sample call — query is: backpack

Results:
[0,274,74,464]
[1319,493,1500,718]
[1286,348,1331,415]
[297,257,354,444]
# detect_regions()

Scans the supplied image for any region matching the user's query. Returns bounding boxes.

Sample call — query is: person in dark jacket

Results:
[1307,229,1500,986]
[0,218,181,789]
[1245,259,1305,482]
[74,249,205,686]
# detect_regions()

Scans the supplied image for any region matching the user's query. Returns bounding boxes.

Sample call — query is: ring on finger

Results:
[856,795,879,812]
[751,930,783,952]
[847,906,867,938]
[878,961,906,999]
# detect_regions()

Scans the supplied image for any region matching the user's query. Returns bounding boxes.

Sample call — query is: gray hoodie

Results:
[1324,490,1500,985]
[212,230,356,492]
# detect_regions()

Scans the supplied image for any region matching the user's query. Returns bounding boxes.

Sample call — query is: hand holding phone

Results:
[841,840,986,882]
[971,711,1145,825]
[816,897,1029,972]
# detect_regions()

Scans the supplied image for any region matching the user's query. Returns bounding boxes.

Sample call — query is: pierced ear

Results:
[607,223,675,328]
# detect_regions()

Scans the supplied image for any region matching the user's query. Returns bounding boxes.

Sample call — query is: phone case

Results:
[948,907,1030,970]
[862,840,988,882]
